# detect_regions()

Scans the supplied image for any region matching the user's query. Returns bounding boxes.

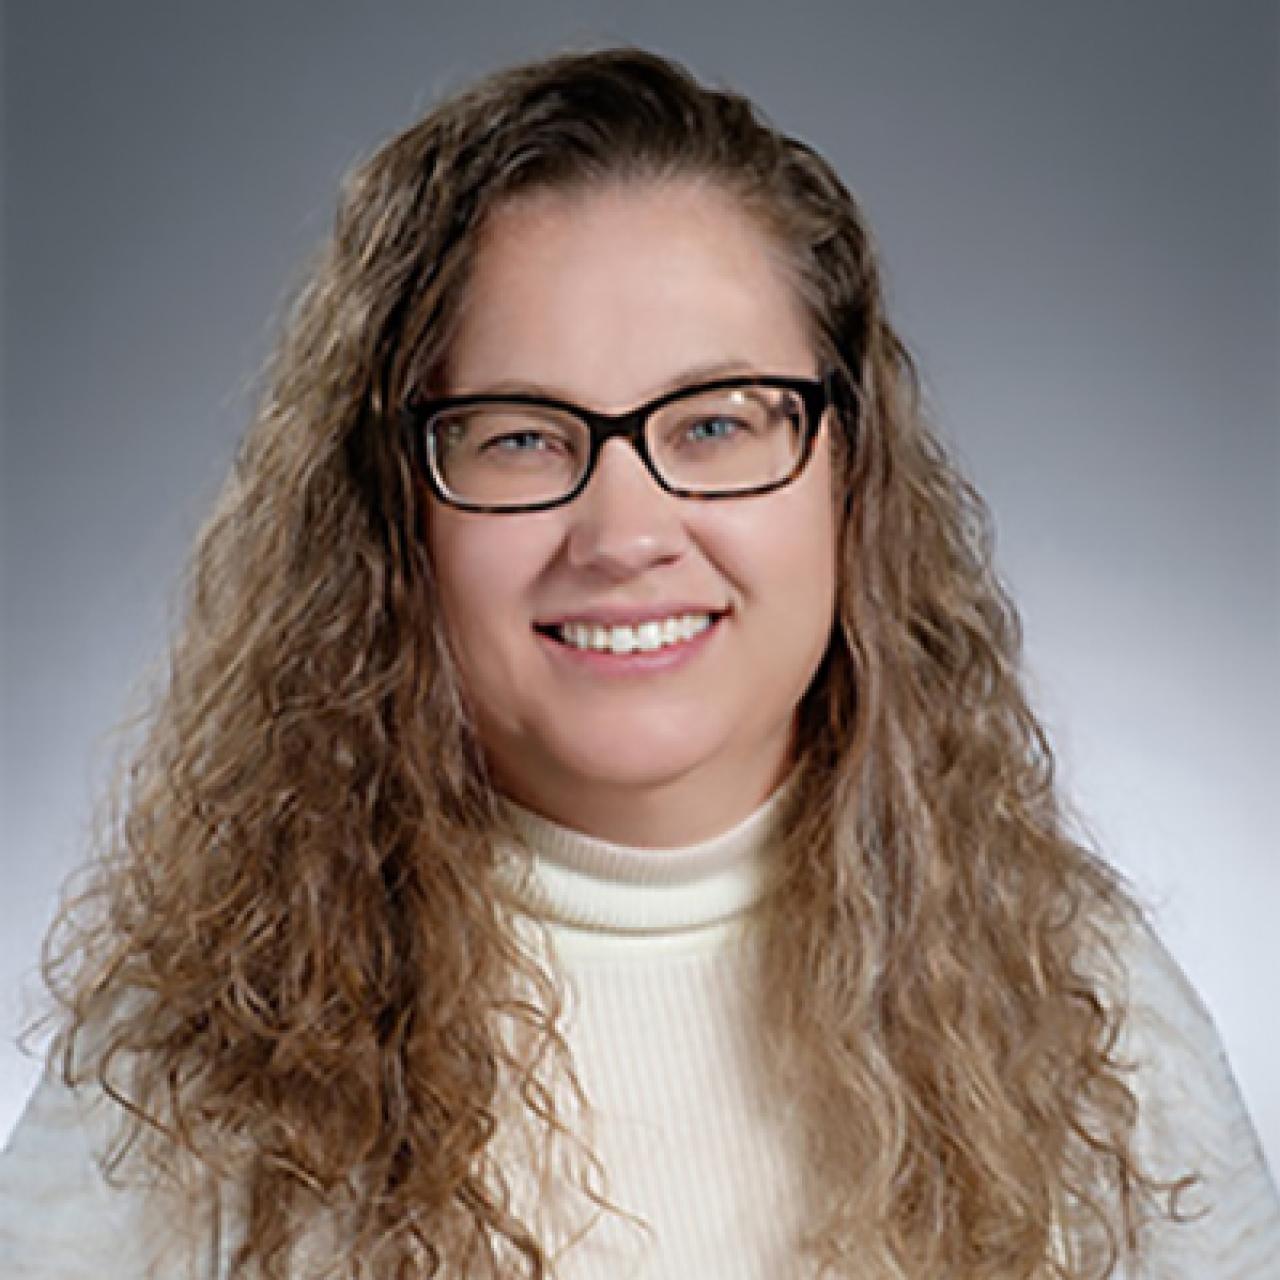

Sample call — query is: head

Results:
[322,48,899,838]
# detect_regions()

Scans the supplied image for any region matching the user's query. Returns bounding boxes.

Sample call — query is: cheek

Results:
[726,458,838,611]
[766,465,840,663]
[803,440,841,604]
[427,508,557,653]
[427,510,498,645]
[786,513,838,650]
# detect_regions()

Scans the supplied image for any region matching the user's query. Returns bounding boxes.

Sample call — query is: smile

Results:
[547,613,717,655]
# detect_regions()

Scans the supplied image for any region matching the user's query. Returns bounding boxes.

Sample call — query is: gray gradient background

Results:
[2,1,1277,1178]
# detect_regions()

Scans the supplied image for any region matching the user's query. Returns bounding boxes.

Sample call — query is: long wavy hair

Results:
[42,46,1185,1279]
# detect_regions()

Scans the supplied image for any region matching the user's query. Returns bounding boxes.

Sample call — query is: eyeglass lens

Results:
[429,383,808,508]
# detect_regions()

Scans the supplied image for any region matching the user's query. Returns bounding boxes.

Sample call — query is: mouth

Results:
[535,610,725,656]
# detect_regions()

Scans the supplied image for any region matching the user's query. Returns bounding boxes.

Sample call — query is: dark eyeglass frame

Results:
[401,371,840,515]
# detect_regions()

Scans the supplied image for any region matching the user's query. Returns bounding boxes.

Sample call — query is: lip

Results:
[535,609,725,675]
[534,602,728,628]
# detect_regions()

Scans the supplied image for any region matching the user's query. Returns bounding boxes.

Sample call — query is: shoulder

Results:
[1104,912,1280,1275]
[1110,913,1222,1082]
[0,1064,156,1278]
[1108,913,1258,1142]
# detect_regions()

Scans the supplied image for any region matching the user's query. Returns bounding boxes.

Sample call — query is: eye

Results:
[675,412,768,451]
[684,415,748,443]
[435,408,581,463]
[480,427,565,454]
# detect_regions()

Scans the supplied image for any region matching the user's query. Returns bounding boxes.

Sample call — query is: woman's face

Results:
[426,181,838,845]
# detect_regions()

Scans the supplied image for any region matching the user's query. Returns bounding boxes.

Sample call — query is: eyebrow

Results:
[454,359,771,405]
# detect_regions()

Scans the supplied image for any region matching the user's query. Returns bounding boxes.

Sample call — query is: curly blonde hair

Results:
[43,46,1185,1278]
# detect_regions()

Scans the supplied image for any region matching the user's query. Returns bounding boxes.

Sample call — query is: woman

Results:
[2,45,1276,1279]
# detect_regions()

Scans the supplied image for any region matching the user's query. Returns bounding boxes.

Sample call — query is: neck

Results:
[491,753,795,850]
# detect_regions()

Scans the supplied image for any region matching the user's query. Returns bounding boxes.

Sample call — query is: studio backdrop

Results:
[2,0,1276,1173]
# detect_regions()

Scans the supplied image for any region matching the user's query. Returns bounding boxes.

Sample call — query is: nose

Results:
[564,439,688,579]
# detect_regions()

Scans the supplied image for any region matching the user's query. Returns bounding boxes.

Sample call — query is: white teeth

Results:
[554,613,715,655]
[636,621,663,651]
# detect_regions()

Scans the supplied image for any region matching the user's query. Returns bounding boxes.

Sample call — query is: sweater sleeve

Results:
[1119,920,1280,1278]
[0,1067,148,1279]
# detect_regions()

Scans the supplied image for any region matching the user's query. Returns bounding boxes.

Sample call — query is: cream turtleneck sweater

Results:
[491,788,803,1278]
[2,789,1279,1277]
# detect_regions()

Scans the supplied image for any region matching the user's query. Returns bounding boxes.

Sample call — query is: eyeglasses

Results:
[402,372,836,514]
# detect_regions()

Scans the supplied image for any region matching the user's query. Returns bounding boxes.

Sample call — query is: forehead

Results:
[445,180,815,404]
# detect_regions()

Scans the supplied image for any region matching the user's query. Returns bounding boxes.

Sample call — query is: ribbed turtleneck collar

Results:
[495,784,789,937]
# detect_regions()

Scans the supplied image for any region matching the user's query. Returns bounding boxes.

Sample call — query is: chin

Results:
[555,737,722,791]
[515,710,735,796]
